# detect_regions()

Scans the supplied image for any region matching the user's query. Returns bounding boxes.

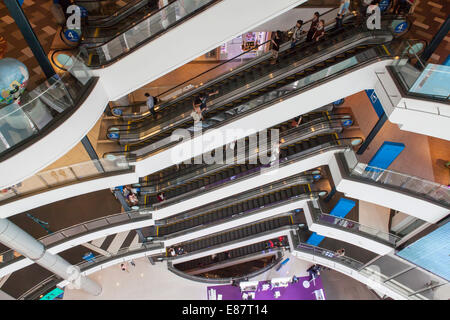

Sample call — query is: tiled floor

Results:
[0,0,57,89]
[406,0,449,64]
[339,91,450,185]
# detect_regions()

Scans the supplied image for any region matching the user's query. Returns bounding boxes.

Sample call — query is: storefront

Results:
[196,32,270,62]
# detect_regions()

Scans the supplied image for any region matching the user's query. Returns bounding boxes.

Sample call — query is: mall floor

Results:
[338,91,450,186]
[62,252,379,300]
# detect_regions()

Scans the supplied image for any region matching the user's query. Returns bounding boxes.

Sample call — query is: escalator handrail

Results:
[167,249,284,283]
[166,224,297,260]
[111,44,389,159]
[156,193,316,241]
[138,116,349,191]
[82,0,222,68]
[83,0,151,25]
[153,6,343,101]
[150,135,357,215]
[108,10,354,125]
[109,19,394,137]
[156,174,318,225]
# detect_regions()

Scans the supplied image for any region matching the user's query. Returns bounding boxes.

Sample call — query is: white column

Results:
[0,218,101,296]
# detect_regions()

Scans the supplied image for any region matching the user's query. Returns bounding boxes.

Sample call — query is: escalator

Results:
[173,236,288,273]
[108,7,345,121]
[106,15,362,136]
[135,111,351,207]
[75,0,131,16]
[81,0,159,44]
[75,0,220,67]
[166,215,293,256]
[151,173,321,239]
[104,16,402,161]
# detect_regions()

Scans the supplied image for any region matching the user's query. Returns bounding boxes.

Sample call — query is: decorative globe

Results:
[0,58,29,107]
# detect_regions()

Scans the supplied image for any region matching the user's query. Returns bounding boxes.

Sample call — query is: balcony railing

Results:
[0,209,152,269]
[349,162,450,208]
[312,209,402,246]
[0,156,132,203]
[0,53,95,161]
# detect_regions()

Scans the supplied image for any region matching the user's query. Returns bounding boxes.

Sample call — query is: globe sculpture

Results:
[0,58,29,107]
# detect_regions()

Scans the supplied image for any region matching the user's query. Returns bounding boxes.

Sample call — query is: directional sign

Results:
[379,0,390,11]
[64,29,80,42]
[107,132,120,139]
[394,21,408,34]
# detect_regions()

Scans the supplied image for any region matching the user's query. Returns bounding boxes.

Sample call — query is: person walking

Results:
[190,100,204,131]
[120,262,129,273]
[270,30,283,64]
[197,89,219,112]
[306,12,320,42]
[335,248,346,257]
[336,0,350,29]
[289,20,304,48]
[144,92,157,117]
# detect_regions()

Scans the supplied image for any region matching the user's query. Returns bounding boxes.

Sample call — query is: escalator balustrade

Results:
[166,215,293,256]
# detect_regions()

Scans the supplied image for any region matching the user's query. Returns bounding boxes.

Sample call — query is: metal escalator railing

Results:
[104,29,399,161]
[168,246,285,284]
[166,218,295,258]
[154,173,315,226]
[80,0,221,68]
[105,16,387,142]
[174,242,284,273]
[155,190,317,240]
[108,7,345,121]
[137,117,348,207]
[145,135,359,211]
[137,113,348,193]
[82,0,152,29]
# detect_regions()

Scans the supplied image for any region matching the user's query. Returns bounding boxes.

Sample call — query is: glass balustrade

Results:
[0,156,131,203]
[312,210,402,245]
[389,40,450,102]
[0,54,94,159]
[82,0,218,67]
[348,162,450,207]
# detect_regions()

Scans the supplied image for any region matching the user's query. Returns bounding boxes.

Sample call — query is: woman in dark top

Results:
[270,30,283,64]
[313,20,326,42]
[306,12,320,42]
